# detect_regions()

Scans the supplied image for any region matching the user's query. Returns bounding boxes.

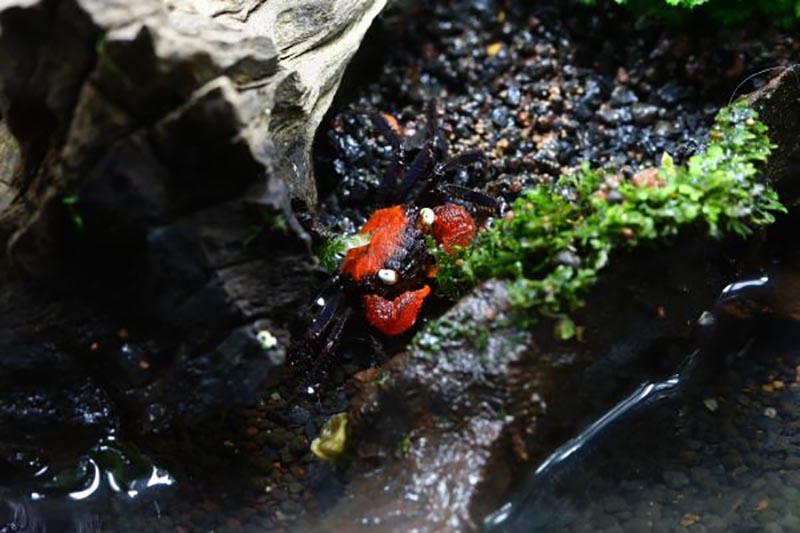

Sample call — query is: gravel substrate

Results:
[316,0,797,230]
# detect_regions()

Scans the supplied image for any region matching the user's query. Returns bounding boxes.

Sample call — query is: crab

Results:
[293,103,497,376]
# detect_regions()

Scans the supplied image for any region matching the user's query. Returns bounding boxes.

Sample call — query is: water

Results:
[486,268,800,532]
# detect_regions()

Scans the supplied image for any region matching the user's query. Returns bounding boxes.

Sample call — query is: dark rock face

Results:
[748,65,800,205]
[0,0,386,412]
[0,0,387,506]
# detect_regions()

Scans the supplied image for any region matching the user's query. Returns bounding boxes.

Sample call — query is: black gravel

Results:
[315,0,797,229]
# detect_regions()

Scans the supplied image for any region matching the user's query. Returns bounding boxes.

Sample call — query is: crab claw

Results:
[363,285,431,336]
[433,203,477,253]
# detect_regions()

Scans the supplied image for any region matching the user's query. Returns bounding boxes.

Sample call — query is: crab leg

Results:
[368,111,406,198]
[436,150,485,177]
[398,141,434,199]
[434,183,499,214]
[305,291,345,344]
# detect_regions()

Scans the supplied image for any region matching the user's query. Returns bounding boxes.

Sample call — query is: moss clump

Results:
[316,232,371,272]
[431,103,784,322]
[581,0,800,26]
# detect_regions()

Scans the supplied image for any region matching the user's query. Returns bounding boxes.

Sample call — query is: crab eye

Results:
[419,207,436,227]
[378,269,398,285]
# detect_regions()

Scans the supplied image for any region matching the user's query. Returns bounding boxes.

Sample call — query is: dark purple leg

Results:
[367,111,406,202]
[397,141,434,199]
[433,183,499,215]
[436,150,485,177]
[299,304,353,395]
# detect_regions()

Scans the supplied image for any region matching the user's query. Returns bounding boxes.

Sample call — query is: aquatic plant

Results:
[581,0,800,25]
[427,102,783,338]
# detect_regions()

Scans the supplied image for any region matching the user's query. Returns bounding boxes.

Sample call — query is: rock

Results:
[609,86,638,107]
[0,0,388,301]
[747,65,800,205]
[0,0,387,507]
[316,281,533,531]
[631,103,660,125]
[0,0,386,217]
[0,0,386,426]
[0,119,18,212]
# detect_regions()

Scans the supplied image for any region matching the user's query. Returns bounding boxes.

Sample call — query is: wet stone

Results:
[624,517,653,533]
[264,430,288,449]
[610,86,638,107]
[597,105,632,125]
[631,103,660,125]
[280,500,303,514]
[506,85,522,107]
[492,106,512,128]
[722,452,744,470]
[780,515,800,530]
[289,435,308,456]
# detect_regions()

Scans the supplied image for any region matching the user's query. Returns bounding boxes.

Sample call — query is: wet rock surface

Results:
[509,318,800,533]
[314,282,532,531]
[0,0,386,420]
[748,65,800,205]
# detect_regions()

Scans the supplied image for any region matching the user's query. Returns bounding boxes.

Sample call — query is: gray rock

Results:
[0,120,18,211]
[748,65,800,205]
[603,495,628,514]
[0,0,385,431]
[631,103,660,125]
[0,0,386,294]
[317,281,532,531]
[0,0,386,220]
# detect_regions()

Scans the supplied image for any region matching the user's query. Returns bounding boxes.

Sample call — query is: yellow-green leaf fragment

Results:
[310,412,348,461]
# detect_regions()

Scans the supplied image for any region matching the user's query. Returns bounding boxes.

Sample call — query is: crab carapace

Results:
[294,103,497,380]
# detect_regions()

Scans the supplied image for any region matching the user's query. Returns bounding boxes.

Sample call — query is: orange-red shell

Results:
[432,204,477,253]
[341,206,408,281]
[363,285,431,335]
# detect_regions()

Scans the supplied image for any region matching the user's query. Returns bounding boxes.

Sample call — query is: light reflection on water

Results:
[486,266,800,531]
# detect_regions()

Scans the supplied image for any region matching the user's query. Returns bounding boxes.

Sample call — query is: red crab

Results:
[294,103,497,376]
[342,202,477,335]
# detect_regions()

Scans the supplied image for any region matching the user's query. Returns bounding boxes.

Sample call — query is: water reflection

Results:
[487,267,800,531]
[1,435,174,532]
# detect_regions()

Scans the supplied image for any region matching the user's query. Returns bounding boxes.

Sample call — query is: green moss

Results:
[62,195,85,231]
[316,232,371,272]
[400,434,413,455]
[431,102,783,323]
[581,0,800,26]
[414,315,490,353]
